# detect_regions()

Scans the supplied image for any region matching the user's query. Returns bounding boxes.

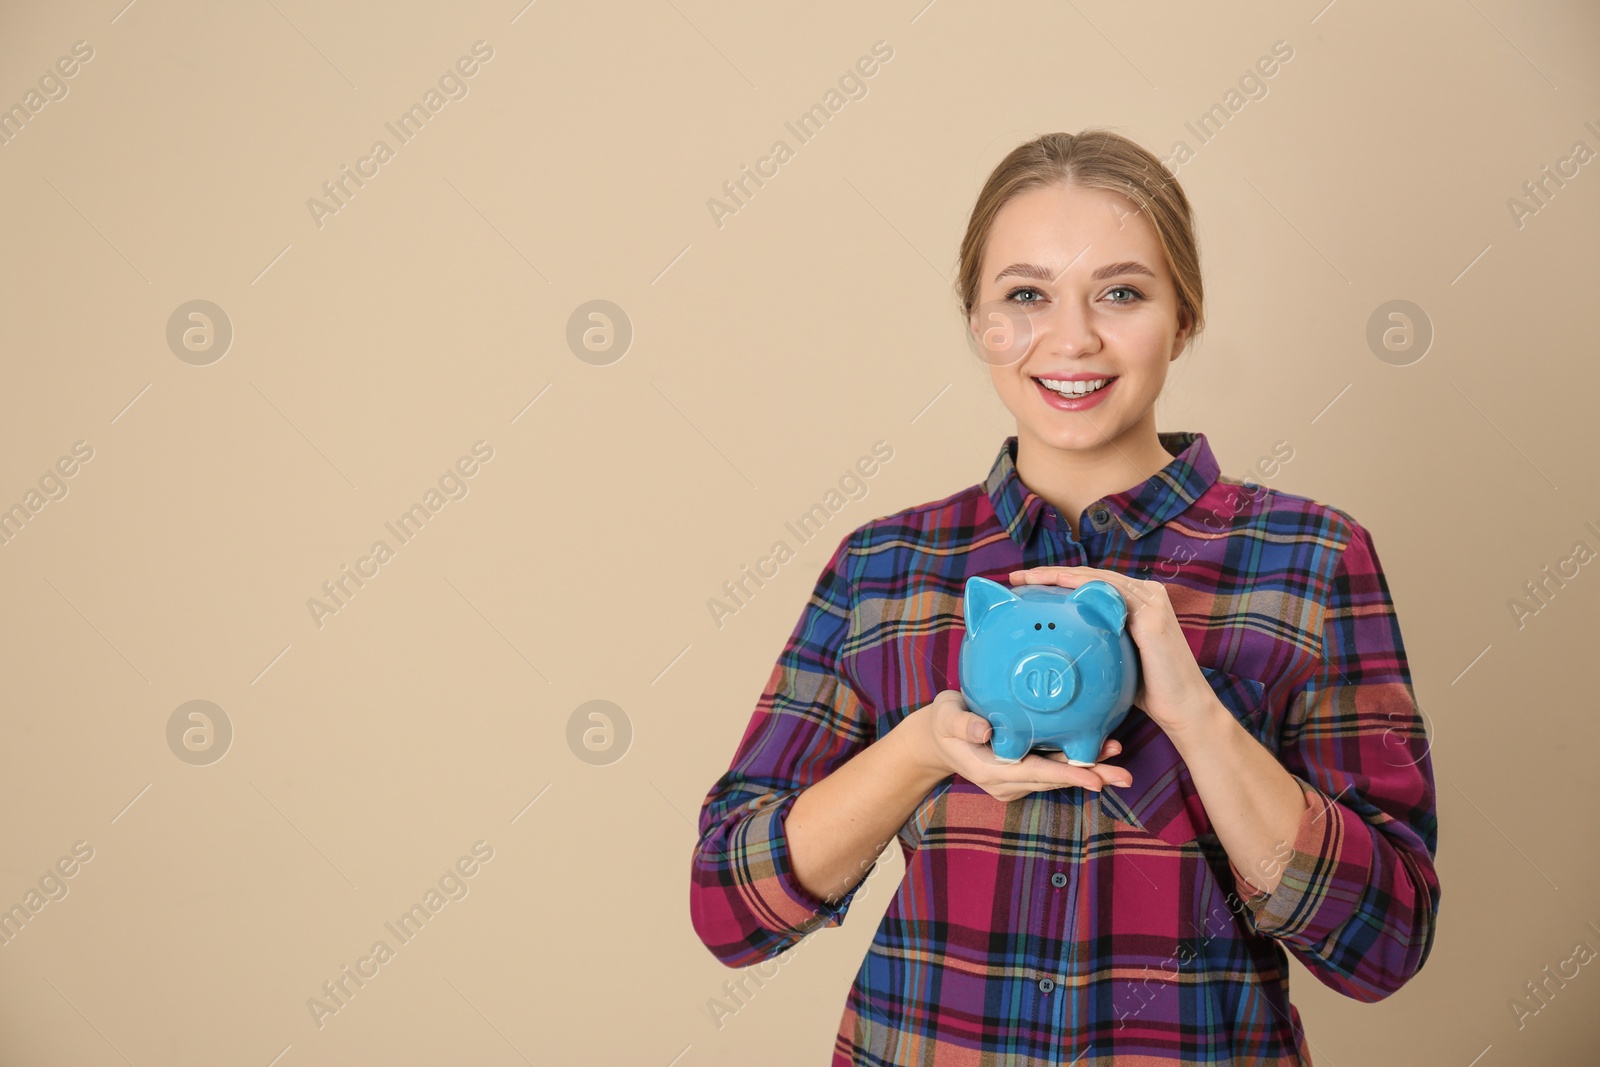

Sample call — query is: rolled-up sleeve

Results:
[689,528,878,968]
[1228,516,1441,1002]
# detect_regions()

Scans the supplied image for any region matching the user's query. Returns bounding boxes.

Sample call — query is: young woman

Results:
[690,129,1440,1066]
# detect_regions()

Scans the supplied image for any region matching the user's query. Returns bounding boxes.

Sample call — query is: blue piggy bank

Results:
[958,575,1140,766]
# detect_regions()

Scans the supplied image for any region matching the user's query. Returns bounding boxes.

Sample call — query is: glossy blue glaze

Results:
[957,575,1140,766]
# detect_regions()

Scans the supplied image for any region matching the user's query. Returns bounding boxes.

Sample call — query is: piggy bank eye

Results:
[1047,622,1055,629]
[1034,623,1042,630]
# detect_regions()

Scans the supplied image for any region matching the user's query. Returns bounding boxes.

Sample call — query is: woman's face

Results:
[969,181,1192,454]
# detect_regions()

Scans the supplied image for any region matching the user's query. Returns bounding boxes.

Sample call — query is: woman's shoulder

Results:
[810,481,993,586]
[1210,471,1369,544]
[837,479,992,549]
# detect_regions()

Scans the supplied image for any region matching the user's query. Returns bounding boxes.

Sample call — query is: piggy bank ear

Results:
[964,575,1020,636]
[1071,579,1128,634]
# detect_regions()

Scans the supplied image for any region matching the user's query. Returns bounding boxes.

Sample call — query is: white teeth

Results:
[1037,377,1110,396]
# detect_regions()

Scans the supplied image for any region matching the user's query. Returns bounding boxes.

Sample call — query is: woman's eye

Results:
[1004,285,1143,306]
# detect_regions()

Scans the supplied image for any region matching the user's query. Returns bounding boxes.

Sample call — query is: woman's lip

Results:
[1033,375,1117,410]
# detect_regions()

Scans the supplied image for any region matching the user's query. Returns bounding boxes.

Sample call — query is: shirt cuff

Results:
[1227,779,1377,945]
[731,792,866,941]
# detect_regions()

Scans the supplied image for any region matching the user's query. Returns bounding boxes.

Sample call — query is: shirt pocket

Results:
[1096,666,1268,847]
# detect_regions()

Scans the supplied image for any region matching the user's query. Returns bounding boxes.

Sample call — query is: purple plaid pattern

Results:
[690,432,1440,1065]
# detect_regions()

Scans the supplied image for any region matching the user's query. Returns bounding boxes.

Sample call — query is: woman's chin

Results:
[1017,416,1125,452]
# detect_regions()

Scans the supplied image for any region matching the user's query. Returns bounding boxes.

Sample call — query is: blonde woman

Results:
[691,128,1439,1066]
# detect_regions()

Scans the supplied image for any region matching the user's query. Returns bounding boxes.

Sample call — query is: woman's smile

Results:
[1031,373,1119,411]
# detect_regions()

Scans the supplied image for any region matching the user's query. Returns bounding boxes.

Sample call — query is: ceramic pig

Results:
[957,575,1140,766]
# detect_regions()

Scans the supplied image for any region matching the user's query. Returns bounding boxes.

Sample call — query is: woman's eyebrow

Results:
[993,260,1155,283]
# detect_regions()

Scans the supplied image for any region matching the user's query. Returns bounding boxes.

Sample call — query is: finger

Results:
[968,753,1131,793]
[1036,566,1129,590]
[1017,754,1124,791]
[1038,750,1132,789]
[1007,566,1087,585]
[996,771,1106,794]
[1095,765,1133,788]
[1012,571,1078,588]
[965,714,993,744]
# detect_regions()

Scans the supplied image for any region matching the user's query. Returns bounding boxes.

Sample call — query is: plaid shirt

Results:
[690,432,1440,1065]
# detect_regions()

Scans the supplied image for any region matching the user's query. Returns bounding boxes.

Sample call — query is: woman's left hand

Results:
[1008,565,1218,737]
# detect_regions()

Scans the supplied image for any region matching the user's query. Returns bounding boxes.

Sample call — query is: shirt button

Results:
[1091,507,1111,529]
[1038,977,1056,993]
[1050,871,1067,888]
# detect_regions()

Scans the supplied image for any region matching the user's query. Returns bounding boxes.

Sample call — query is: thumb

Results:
[964,713,992,744]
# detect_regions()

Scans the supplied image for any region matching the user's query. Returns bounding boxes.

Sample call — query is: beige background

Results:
[0,0,1596,1063]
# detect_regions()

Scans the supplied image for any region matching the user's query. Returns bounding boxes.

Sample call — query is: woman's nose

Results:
[1032,298,1099,358]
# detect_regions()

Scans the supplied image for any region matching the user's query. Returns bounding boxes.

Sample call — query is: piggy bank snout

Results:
[1008,649,1078,712]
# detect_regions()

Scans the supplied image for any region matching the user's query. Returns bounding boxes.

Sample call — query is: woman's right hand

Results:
[908,690,1132,803]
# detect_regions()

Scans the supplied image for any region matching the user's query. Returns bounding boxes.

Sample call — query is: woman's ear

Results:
[1170,307,1193,360]
[965,307,989,365]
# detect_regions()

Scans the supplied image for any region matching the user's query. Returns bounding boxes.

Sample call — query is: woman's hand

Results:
[908,690,1131,803]
[1008,565,1218,737]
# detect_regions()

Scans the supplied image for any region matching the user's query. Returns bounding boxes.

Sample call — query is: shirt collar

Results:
[983,431,1220,546]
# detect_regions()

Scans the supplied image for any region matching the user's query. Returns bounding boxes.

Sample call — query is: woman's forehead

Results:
[984,185,1165,271]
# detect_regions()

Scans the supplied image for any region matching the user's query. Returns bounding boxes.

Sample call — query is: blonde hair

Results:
[956,128,1204,344]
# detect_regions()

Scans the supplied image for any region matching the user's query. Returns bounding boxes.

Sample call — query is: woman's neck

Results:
[1013,419,1176,536]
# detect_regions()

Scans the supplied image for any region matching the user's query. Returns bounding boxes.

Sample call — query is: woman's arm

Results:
[787,694,1132,905]
[1181,518,1441,1003]
[693,531,1134,969]
[690,531,876,968]
[1164,701,1309,895]
[1009,515,1441,1002]
[784,705,947,905]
